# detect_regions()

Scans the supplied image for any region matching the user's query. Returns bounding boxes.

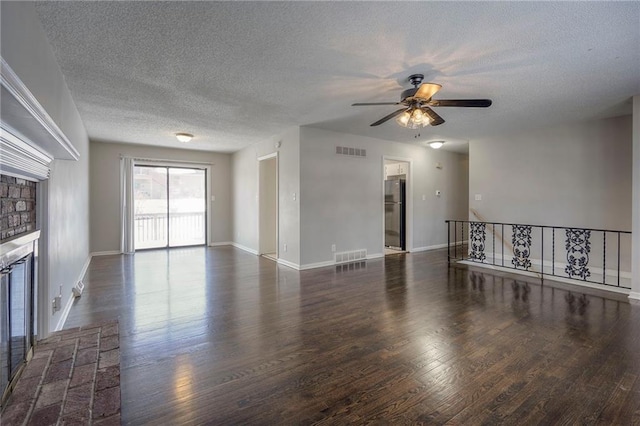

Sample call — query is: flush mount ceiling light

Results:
[175,133,193,143]
[428,141,445,149]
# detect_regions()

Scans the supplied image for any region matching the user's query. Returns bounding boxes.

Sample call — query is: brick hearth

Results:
[1,321,121,425]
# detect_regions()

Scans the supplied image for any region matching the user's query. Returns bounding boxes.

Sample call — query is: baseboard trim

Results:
[90,250,120,257]
[231,242,259,255]
[277,258,300,270]
[367,253,384,260]
[79,254,92,281]
[55,253,93,331]
[208,241,232,247]
[412,244,446,252]
[412,240,467,253]
[629,292,640,303]
[299,260,335,270]
[55,293,75,332]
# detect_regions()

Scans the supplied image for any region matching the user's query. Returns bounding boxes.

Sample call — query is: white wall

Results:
[469,116,632,229]
[468,116,633,282]
[1,2,90,334]
[89,140,232,253]
[299,126,468,267]
[232,127,300,265]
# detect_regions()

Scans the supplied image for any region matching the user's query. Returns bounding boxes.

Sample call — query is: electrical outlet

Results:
[331,244,336,252]
[52,296,61,313]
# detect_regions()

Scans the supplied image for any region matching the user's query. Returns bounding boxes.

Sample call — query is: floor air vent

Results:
[336,146,366,158]
[335,249,367,264]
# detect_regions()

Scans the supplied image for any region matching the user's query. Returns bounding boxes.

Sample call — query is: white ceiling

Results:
[34,2,640,154]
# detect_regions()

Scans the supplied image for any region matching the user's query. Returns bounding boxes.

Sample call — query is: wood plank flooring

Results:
[64,246,640,425]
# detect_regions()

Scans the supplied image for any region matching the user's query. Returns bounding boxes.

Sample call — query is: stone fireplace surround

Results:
[1,175,36,242]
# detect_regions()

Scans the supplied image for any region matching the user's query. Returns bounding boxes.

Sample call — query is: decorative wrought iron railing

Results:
[446,220,632,290]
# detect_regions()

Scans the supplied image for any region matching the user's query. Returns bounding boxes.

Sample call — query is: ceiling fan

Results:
[352,74,492,128]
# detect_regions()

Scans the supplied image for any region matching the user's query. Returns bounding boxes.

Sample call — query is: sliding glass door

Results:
[134,166,206,249]
[168,168,206,247]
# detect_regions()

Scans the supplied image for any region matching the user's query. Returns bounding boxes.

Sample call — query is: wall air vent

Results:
[336,146,366,158]
[335,249,367,264]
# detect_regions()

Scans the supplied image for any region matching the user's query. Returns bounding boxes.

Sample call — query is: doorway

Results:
[383,158,411,255]
[133,165,207,249]
[258,154,278,261]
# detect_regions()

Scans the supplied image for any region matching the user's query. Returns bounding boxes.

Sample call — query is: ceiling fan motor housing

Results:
[401,88,419,103]
[408,74,424,87]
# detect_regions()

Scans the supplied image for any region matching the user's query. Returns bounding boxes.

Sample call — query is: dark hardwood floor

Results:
[64,246,640,425]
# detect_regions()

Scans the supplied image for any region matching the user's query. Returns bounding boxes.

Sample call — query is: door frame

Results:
[257,152,279,259]
[382,156,413,254]
[133,160,212,248]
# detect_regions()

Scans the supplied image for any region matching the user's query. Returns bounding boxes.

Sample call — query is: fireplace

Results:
[1,56,81,410]
[0,230,39,407]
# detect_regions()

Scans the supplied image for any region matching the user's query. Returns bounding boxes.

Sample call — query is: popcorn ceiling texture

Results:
[0,175,36,242]
[33,2,640,153]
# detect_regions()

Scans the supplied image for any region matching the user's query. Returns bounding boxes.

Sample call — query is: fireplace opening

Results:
[1,250,35,404]
[0,173,39,409]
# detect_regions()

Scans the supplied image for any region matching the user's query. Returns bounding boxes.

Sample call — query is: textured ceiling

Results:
[34,2,640,153]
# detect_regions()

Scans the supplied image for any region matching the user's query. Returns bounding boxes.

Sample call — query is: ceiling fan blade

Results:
[429,99,492,108]
[370,108,407,126]
[422,107,445,126]
[415,83,442,100]
[352,102,401,106]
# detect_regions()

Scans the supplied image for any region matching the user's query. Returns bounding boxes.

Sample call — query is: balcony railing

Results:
[135,212,205,248]
[446,220,632,290]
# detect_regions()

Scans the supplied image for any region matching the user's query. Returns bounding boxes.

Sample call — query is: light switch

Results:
[422,195,426,201]
[293,193,296,201]
[475,194,482,201]
[211,195,216,202]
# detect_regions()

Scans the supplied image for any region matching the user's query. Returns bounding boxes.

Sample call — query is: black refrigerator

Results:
[385,177,406,250]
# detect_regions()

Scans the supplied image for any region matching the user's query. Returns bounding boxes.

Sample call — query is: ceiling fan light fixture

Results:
[396,110,412,127]
[395,106,431,129]
[411,108,425,124]
[353,75,492,128]
[428,141,445,149]
[175,132,193,143]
